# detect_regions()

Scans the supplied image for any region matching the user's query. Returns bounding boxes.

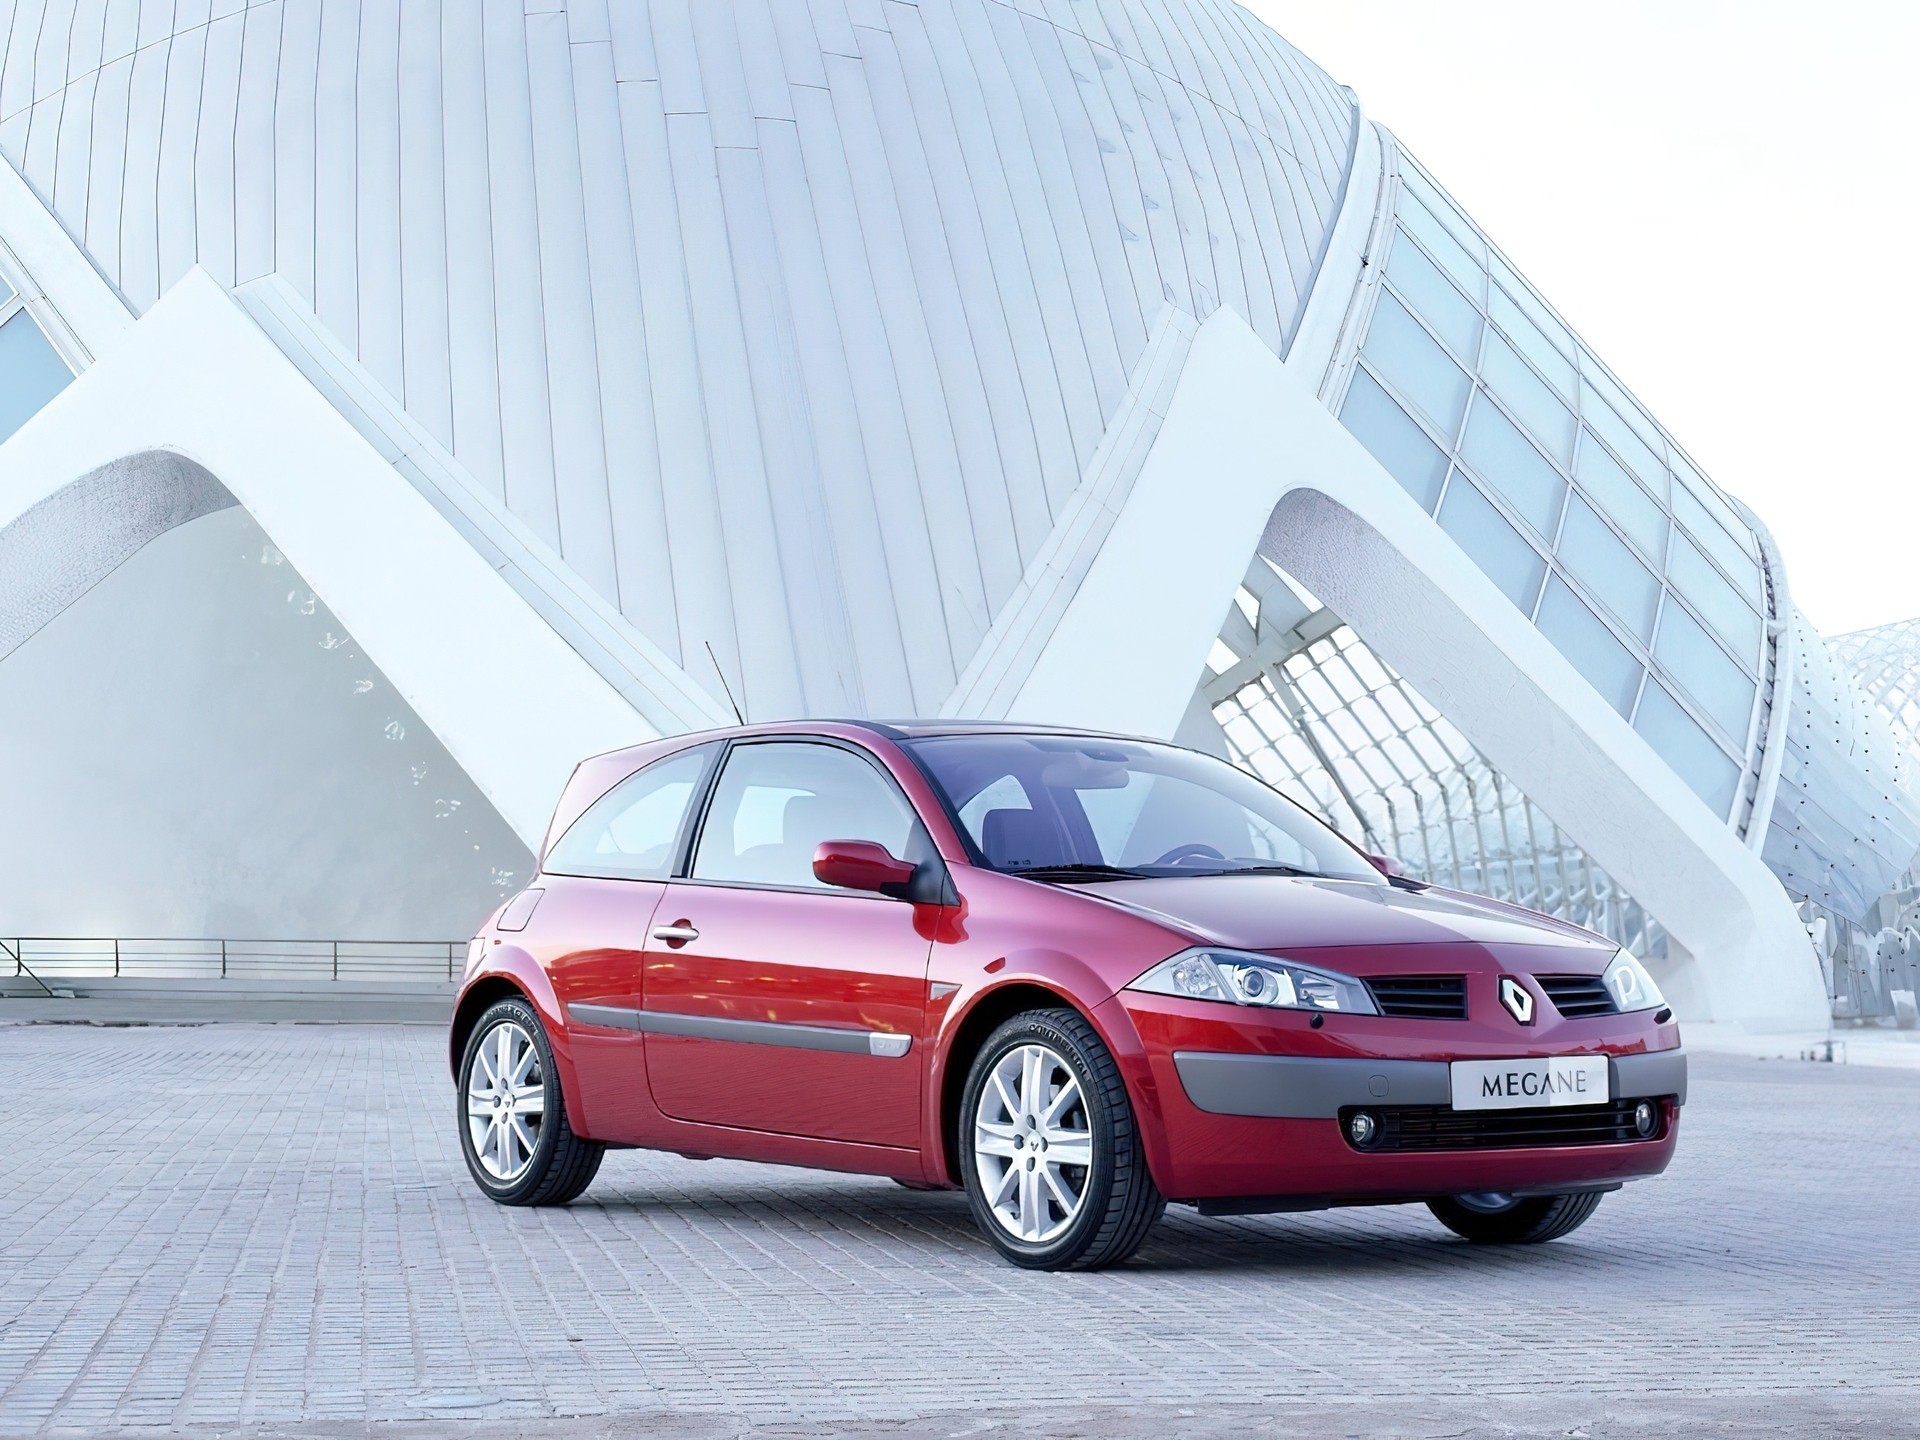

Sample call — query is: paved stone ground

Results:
[2,1024,1917,1438]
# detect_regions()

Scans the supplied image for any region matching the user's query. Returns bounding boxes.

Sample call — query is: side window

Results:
[692,742,923,889]
[543,745,717,881]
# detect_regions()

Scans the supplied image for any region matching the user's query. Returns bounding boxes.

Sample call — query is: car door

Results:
[641,738,934,1149]
[536,742,720,1138]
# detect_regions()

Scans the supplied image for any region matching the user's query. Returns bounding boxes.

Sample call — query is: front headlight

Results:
[1126,947,1379,1014]
[1601,947,1665,1013]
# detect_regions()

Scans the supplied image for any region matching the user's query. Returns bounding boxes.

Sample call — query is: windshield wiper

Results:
[1190,863,1331,879]
[1005,863,1152,882]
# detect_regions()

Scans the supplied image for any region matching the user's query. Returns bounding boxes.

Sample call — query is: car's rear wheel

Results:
[959,1008,1163,1271]
[458,996,603,1205]
[1426,1190,1604,1244]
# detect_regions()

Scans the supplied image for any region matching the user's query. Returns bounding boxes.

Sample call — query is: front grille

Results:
[1366,974,1467,1019]
[1339,1101,1659,1152]
[1537,974,1616,1018]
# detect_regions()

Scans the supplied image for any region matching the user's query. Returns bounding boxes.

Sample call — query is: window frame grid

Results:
[1352,343,1760,766]
[1395,157,1768,622]
[1340,159,1772,794]
[0,235,87,377]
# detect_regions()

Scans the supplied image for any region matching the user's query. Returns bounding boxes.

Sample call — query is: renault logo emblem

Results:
[1499,976,1535,1025]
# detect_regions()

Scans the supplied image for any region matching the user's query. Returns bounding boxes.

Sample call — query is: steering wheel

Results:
[1151,843,1227,868]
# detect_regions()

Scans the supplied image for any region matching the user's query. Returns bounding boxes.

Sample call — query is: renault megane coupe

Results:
[451,721,1684,1270]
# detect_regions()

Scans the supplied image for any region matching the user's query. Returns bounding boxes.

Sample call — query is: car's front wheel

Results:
[458,996,603,1205]
[1426,1190,1604,1244]
[959,1008,1163,1270]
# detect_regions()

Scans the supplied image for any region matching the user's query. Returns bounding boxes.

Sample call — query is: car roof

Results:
[857,719,1155,742]
[579,718,1165,769]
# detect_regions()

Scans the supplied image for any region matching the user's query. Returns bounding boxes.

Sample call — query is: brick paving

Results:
[1,1023,1916,1437]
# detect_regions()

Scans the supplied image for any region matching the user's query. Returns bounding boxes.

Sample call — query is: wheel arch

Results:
[448,954,591,1138]
[935,981,1116,1188]
[449,974,528,1081]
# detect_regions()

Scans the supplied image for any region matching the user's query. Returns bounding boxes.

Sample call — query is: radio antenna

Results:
[705,641,745,726]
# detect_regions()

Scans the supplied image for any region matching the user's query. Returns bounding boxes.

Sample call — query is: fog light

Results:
[1348,1111,1379,1148]
[1633,1100,1657,1137]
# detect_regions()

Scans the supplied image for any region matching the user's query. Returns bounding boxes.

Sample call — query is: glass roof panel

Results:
[1536,575,1642,717]
[1394,188,1483,302]
[1459,396,1567,538]
[1438,474,1547,613]
[1654,601,1757,742]
[0,310,72,444]
[1672,481,1763,604]
[1668,530,1762,667]
[1574,429,1667,565]
[1342,368,1448,513]
[1362,293,1471,438]
[1670,450,1758,557]
[1397,162,1485,261]
[1386,228,1481,361]
[1557,495,1660,642]
[1634,677,1741,818]
[1489,283,1576,399]
[1580,356,1667,460]
[1491,255,1573,351]
[1481,330,1574,465]
[1581,386,1666,499]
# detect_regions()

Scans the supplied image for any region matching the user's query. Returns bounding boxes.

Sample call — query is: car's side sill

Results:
[567,1003,912,1058]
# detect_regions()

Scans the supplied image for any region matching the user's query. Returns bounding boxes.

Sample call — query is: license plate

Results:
[1450,1056,1609,1110]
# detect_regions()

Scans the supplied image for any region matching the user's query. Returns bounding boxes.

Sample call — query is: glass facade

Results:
[1206,577,1666,959]
[0,275,72,445]
[1340,147,1768,821]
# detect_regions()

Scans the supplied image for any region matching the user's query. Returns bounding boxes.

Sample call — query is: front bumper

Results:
[1173,1048,1688,1116]
[1109,992,1685,1204]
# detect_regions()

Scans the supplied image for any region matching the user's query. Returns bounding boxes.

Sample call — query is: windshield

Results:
[900,734,1383,883]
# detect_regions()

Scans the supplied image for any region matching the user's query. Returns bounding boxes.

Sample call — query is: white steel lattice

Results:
[1831,616,1920,762]
[1207,571,1666,959]
[1805,616,1920,1021]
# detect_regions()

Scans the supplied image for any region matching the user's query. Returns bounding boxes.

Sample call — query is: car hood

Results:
[1077,874,1614,957]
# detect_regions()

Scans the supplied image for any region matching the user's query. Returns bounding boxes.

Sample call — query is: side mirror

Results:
[813,840,957,906]
[813,840,918,895]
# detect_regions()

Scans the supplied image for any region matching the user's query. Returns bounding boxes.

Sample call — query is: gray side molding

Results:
[567,1003,911,1058]
[1173,1052,1450,1118]
[1611,1048,1687,1105]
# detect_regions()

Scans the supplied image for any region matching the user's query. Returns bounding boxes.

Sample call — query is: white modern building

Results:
[0,0,1913,1032]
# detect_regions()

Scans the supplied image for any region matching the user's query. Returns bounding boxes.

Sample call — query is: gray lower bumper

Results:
[1613,1047,1688,1106]
[1173,1048,1688,1119]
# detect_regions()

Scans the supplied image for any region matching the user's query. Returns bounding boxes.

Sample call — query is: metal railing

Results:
[2,937,465,985]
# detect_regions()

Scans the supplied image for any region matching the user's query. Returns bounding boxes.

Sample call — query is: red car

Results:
[451,721,1684,1270]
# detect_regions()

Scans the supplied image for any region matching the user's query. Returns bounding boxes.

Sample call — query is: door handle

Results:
[651,922,699,945]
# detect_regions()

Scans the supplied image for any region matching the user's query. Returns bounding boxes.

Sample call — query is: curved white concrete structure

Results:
[0,0,1909,1025]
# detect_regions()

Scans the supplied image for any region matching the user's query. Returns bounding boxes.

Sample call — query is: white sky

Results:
[1242,0,1919,637]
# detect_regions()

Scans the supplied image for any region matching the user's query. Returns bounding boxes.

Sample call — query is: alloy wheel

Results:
[972,1042,1095,1243]
[465,1020,548,1183]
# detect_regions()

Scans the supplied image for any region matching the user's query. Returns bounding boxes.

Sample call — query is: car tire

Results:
[458,996,604,1206]
[959,1007,1164,1271]
[1426,1190,1604,1244]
